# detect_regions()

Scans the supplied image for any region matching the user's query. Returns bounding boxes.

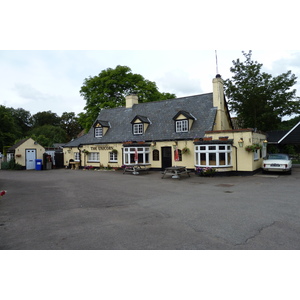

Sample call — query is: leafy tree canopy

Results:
[79,65,176,130]
[30,111,61,128]
[29,125,67,147]
[0,105,22,152]
[224,51,300,132]
[60,112,83,141]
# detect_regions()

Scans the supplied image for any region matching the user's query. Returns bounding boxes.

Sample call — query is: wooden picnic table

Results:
[69,161,80,170]
[162,166,191,179]
[123,164,151,175]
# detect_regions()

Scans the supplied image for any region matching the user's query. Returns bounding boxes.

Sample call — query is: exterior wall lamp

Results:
[151,142,156,147]
[238,138,244,148]
[263,140,268,148]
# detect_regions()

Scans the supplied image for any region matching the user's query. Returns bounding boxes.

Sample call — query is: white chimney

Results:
[213,75,226,130]
[125,94,139,108]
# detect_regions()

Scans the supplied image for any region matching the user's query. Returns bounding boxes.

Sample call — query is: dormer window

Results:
[95,127,103,138]
[93,120,110,138]
[133,123,144,135]
[131,115,151,135]
[173,111,196,133]
[176,120,188,132]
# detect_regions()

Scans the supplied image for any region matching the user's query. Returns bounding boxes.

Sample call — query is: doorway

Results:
[161,147,172,170]
[26,149,36,170]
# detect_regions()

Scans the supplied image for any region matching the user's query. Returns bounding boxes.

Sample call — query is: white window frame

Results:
[74,152,80,162]
[133,123,144,135]
[195,144,232,167]
[95,127,103,138]
[254,149,260,161]
[88,152,100,162]
[176,120,188,133]
[123,147,150,165]
[109,152,118,163]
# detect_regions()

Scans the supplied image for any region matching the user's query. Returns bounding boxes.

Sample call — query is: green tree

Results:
[79,65,176,130]
[224,51,300,132]
[31,111,60,128]
[60,112,83,141]
[10,107,32,136]
[30,125,67,147]
[0,105,22,152]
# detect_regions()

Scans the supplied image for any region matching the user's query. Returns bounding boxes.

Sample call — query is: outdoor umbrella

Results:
[134,149,138,164]
[175,147,180,162]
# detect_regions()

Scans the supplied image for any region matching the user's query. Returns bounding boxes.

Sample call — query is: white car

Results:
[263,153,292,174]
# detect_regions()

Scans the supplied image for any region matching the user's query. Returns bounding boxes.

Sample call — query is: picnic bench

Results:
[123,164,150,175]
[162,166,191,179]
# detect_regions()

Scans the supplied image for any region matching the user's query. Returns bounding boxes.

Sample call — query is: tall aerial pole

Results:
[215,50,219,75]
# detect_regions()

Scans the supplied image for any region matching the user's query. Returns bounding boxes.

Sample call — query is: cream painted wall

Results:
[14,138,45,167]
[64,131,266,173]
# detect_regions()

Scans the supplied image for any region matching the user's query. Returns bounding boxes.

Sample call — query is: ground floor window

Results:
[195,144,232,167]
[254,149,261,161]
[109,152,118,162]
[123,147,150,164]
[74,152,80,161]
[88,152,100,162]
[152,149,159,161]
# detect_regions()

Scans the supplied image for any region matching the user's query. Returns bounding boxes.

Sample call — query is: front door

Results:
[161,147,172,170]
[26,149,36,170]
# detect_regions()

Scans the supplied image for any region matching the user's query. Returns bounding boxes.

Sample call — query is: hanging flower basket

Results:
[112,149,118,154]
[203,137,212,141]
[82,149,90,155]
[182,147,190,154]
[245,144,262,152]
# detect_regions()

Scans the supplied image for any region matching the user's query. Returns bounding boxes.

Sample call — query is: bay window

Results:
[123,147,150,165]
[195,144,232,167]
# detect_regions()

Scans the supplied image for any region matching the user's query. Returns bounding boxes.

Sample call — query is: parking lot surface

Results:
[1,168,300,250]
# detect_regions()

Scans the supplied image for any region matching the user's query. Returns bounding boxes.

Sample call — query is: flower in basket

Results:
[245,144,262,152]
[196,167,216,177]
[0,190,7,198]
[182,147,190,154]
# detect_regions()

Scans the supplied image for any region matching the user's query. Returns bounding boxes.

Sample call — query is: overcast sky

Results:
[1,50,300,117]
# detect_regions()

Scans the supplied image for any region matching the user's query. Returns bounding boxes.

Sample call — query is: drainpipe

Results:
[232,145,238,172]
[77,144,82,168]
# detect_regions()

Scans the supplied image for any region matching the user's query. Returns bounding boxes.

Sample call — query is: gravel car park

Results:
[1,168,300,250]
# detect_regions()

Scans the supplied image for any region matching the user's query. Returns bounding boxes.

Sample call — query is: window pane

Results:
[219,153,226,165]
[209,153,216,165]
[200,153,206,165]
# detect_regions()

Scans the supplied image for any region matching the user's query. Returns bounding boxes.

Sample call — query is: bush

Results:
[1,159,23,170]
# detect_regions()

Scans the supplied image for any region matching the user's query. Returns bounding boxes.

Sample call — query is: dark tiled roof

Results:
[131,115,151,124]
[7,138,30,152]
[64,93,216,147]
[266,130,289,143]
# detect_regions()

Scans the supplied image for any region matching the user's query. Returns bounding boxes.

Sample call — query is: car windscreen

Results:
[268,154,289,160]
